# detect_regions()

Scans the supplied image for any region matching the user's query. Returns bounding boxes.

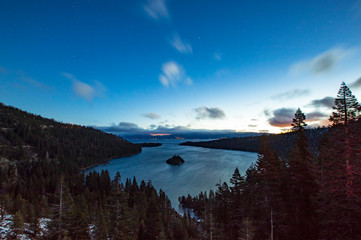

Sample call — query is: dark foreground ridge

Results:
[181,128,327,158]
[166,155,185,165]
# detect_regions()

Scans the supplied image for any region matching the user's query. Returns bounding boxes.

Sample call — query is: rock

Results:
[166,155,185,165]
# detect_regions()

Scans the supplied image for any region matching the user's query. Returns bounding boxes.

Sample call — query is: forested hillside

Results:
[0,103,141,169]
[181,127,327,159]
[0,103,197,239]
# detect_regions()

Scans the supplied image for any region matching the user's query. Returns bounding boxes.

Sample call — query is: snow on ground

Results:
[0,214,50,239]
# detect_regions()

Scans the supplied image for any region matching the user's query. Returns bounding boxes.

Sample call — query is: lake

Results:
[88,139,258,210]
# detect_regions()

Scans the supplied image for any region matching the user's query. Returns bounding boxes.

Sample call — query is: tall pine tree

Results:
[291,108,307,132]
[329,82,360,126]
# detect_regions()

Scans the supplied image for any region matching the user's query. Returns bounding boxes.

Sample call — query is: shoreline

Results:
[81,150,142,171]
[180,141,259,153]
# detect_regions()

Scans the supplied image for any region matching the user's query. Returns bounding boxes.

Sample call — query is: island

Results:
[166,155,185,165]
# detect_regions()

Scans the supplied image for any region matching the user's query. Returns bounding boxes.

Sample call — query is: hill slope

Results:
[181,128,328,158]
[0,103,141,169]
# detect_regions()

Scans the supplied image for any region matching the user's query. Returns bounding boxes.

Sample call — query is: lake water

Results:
[88,139,258,210]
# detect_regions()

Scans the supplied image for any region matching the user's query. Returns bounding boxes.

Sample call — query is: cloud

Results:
[169,34,192,54]
[213,53,222,61]
[185,77,193,86]
[63,73,106,102]
[195,106,226,120]
[20,76,51,90]
[143,112,161,119]
[159,61,192,87]
[350,76,361,89]
[97,122,260,138]
[308,96,334,108]
[264,109,271,117]
[290,47,355,75]
[268,107,329,128]
[73,81,95,102]
[248,124,257,128]
[104,122,143,133]
[144,0,169,20]
[306,111,329,121]
[271,89,310,100]
[268,108,295,127]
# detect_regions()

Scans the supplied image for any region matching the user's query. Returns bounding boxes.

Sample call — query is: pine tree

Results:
[329,82,360,126]
[239,217,255,240]
[253,135,287,239]
[47,177,73,240]
[329,82,360,198]
[291,108,307,132]
[229,168,245,239]
[288,130,318,240]
[143,197,162,239]
[67,199,90,240]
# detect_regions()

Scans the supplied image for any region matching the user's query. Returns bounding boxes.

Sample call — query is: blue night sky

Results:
[1,0,361,134]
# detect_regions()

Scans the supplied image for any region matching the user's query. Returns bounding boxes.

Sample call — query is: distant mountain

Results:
[181,128,328,158]
[115,131,263,141]
[0,102,141,169]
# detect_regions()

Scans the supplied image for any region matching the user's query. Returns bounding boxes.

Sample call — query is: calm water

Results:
[88,139,258,210]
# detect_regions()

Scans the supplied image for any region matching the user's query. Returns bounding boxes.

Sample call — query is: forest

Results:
[179,82,361,240]
[0,82,360,239]
[180,127,327,159]
[0,104,197,239]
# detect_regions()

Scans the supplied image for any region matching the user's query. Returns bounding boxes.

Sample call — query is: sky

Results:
[1,0,361,134]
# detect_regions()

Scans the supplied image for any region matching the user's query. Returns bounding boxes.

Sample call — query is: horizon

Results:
[1,0,361,134]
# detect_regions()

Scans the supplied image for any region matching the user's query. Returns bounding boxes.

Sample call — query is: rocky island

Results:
[166,155,185,165]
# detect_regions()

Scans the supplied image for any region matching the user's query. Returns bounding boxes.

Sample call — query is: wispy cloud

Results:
[271,89,310,100]
[21,76,51,90]
[308,96,334,108]
[290,47,355,75]
[143,112,161,119]
[169,34,192,54]
[350,76,361,89]
[63,73,106,102]
[159,61,192,87]
[264,109,271,117]
[144,0,169,20]
[195,106,226,120]
[213,53,222,61]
